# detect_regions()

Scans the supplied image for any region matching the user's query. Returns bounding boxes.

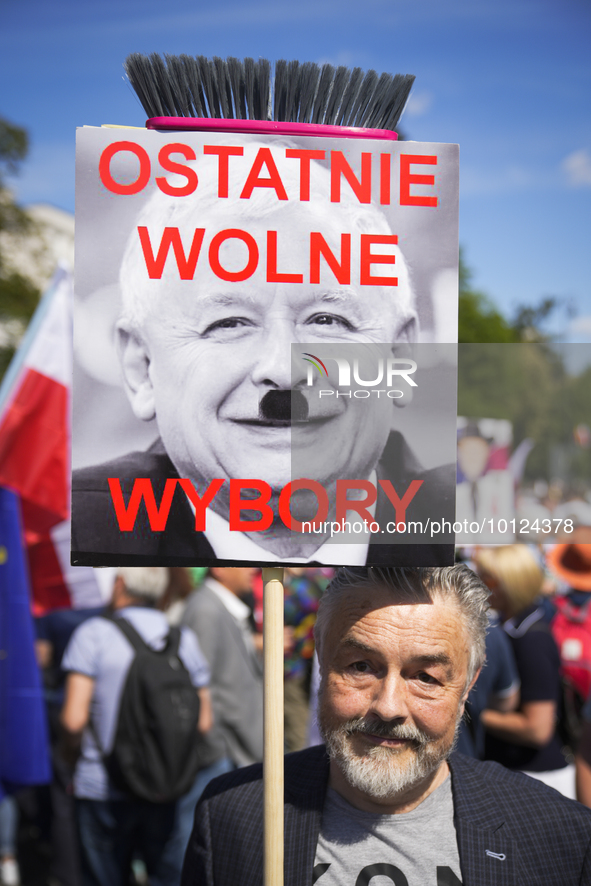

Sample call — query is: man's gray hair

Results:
[116,566,168,604]
[315,566,489,684]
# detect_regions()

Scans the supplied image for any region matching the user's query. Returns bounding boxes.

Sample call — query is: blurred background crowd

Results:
[2,540,591,886]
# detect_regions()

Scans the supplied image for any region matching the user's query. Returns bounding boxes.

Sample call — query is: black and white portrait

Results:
[72,130,459,566]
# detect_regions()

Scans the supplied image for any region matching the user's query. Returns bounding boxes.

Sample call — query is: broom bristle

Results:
[336,67,363,127]
[227,56,246,120]
[124,54,415,130]
[297,62,321,124]
[323,65,349,126]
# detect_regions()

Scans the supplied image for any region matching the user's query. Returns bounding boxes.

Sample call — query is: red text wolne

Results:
[138,227,400,286]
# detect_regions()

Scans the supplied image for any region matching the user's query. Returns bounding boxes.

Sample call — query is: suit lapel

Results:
[368,434,455,566]
[449,755,517,886]
[284,746,330,886]
[147,450,218,560]
[284,796,324,886]
[453,818,516,886]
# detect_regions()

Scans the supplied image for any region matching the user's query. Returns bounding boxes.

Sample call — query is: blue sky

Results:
[1,0,590,340]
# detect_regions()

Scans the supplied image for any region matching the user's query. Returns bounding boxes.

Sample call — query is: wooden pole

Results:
[262,567,285,886]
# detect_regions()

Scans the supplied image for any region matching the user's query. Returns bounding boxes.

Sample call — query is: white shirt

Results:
[200,472,377,565]
[206,578,258,660]
[206,577,252,623]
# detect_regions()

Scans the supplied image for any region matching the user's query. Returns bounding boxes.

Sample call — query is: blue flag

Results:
[0,487,51,797]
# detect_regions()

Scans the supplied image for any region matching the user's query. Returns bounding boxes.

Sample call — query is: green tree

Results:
[0,117,41,378]
[456,251,583,484]
[458,250,519,344]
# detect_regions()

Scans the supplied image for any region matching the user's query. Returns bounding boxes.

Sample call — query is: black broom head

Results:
[124,54,415,131]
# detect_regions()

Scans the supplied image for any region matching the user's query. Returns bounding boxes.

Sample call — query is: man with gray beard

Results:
[181,566,591,886]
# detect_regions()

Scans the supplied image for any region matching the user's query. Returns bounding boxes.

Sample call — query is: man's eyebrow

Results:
[408,653,454,670]
[338,637,379,656]
[338,640,455,673]
[298,289,368,319]
[196,289,365,311]
[315,289,364,306]
[198,292,258,309]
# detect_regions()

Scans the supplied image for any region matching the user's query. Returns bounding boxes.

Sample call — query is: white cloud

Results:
[562,149,591,187]
[405,91,433,117]
[564,317,591,348]
[568,315,591,338]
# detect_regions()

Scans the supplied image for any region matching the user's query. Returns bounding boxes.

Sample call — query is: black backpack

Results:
[99,614,201,803]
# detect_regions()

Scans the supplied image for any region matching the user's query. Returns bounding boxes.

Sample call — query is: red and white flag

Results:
[0,267,111,613]
[0,267,71,531]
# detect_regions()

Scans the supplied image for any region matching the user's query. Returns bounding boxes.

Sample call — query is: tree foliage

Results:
[0,117,41,378]
[457,251,588,486]
[458,251,519,344]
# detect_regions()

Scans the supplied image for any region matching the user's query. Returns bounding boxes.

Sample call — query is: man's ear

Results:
[460,665,482,715]
[116,320,156,422]
[398,314,418,345]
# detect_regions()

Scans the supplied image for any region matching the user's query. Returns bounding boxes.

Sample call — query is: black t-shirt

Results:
[485,604,567,772]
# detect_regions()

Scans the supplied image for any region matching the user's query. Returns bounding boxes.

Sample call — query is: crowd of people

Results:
[2,543,591,885]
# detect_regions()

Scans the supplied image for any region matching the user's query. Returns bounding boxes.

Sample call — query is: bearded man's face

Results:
[317,587,474,810]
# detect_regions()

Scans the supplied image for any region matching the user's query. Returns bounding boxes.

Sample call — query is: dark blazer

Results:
[181,745,591,886]
[71,434,454,567]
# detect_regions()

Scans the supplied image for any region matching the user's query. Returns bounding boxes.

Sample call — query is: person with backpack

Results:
[474,545,576,799]
[60,567,212,886]
[547,531,591,716]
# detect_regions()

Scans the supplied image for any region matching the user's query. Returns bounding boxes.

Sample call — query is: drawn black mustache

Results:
[259,390,309,423]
